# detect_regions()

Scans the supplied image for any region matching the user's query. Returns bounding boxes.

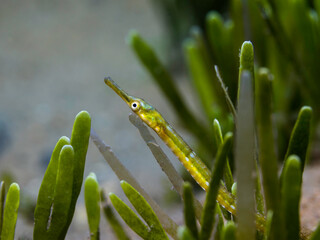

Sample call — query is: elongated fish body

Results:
[104,77,265,231]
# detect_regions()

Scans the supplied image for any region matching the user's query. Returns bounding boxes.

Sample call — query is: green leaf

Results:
[47,145,75,239]
[283,106,312,173]
[189,26,214,70]
[64,111,91,236]
[248,0,269,65]
[1,183,20,240]
[33,136,70,239]
[206,11,224,65]
[120,180,168,239]
[213,204,224,240]
[0,181,5,235]
[109,193,149,239]
[235,71,256,240]
[239,41,254,74]
[256,68,282,236]
[221,221,236,240]
[213,119,223,147]
[213,119,233,192]
[101,190,130,240]
[182,182,198,239]
[281,155,301,240]
[199,133,233,240]
[183,37,218,121]
[254,162,265,217]
[213,119,233,221]
[264,211,274,240]
[85,173,100,240]
[214,66,237,120]
[177,226,196,240]
[238,41,254,99]
[231,182,237,196]
[230,0,245,47]
[206,11,238,101]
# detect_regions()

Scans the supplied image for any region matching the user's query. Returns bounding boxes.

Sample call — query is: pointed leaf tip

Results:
[183,38,196,51]
[286,155,301,169]
[206,11,223,24]
[126,29,140,45]
[240,41,254,70]
[1,182,20,240]
[281,155,302,240]
[85,172,100,240]
[61,144,74,154]
[87,172,98,181]
[9,183,19,191]
[301,106,312,115]
[177,226,196,240]
[283,106,312,173]
[224,132,233,142]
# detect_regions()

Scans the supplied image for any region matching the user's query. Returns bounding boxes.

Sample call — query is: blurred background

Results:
[1,0,320,239]
[0,0,183,238]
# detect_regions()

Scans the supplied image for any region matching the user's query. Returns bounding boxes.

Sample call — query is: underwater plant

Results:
[0,41,318,239]
[1,1,320,239]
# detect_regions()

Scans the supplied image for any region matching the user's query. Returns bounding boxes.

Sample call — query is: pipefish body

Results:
[104,77,265,231]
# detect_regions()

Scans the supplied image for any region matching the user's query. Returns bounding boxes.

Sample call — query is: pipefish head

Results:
[104,77,165,132]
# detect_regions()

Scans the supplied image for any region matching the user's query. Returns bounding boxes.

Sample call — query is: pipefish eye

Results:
[130,101,140,111]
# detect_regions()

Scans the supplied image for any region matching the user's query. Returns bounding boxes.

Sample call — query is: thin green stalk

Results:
[214,205,224,240]
[213,119,233,222]
[255,161,265,217]
[1,183,20,240]
[221,221,236,240]
[189,26,215,78]
[214,66,237,120]
[238,41,254,99]
[0,181,5,235]
[63,111,91,238]
[109,181,169,239]
[109,193,149,239]
[199,133,233,240]
[183,38,217,121]
[120,181,168,239]
[282,106,312,173]
[213,119,233,192]
[100,190,130,240]
[256,68,282,239]
[47,145,75,239]
[182,183,198,239]
[257,1,313,101]
[206,11,238,101]
[281,155,301,240]
[33,136,70,239]
[188,26,227,113]
[235,71,255,240]
[84,173,100,240]
[264,211,273,240]
[230,0,245,48]
[177,226,196,240]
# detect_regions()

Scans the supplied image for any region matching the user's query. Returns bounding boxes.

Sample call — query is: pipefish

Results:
[104,77,265,232]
